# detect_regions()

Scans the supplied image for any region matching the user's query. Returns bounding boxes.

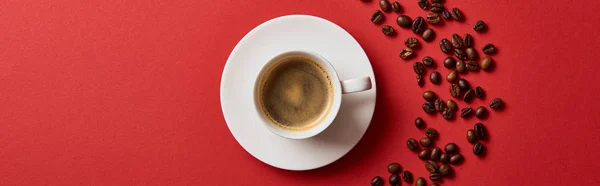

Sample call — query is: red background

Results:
[1,0,599,185]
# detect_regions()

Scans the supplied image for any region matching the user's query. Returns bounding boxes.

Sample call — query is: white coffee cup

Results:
[253,51,372,139]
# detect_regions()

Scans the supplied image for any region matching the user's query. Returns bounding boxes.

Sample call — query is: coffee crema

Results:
[258,57,334,132]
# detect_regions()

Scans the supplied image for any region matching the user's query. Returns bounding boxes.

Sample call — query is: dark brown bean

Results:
[473,142,485,156]
[440,38,452,53]
[451,34,464,49]
[430,147,442,161]
[422,28,436,42]
[474,20,487,32]
[371,10,384,24]
[465,60,479,71]
[419,148,432,160]
[454,49,467,60]
[407,138,419,151]
[430,3,444,13]
[382,25,395,36]
[456,60,466,73]
[402,171,413,183]
[474,123,487,140]
[391,1,403,12]
[480,56,495,71]
[425,128,438,138]
[449,154,464,165]
[420,137,433,147]
[430,173,442,181]
[464,33,473,48]
[417,75,425,87]
[463,89,475,103]
[430,71,441,84]
[482,43,497,55]
[450,84,460,98]
[475,86,485,98]
[475,106,488,119]
[399,48,414,59]
[423,101,436,114]
[425,160,438,173]
[389,174,400,185]
[490,98,504,109]
[380,0,392,12]
[446,70,458,83]
[467,129,477,143]
[412,16,426,34]
[414,62,425,75]
[450,8,463,21]
[466,47,478,60]
[388,163,402,174]
[442,9,451,20]
[444,143,459,154]
[397,15,412,28]
[418,0,429,10]
[443,57,456,69]
[442,108,453,120]
[372,176,383,186]
[405,37,420,48]
[415,117,426,129]
[423,91,437,101]
[460,106,473,118]
[426,13,441,24]
[458,79,470,91]
[434,99,445,112]
[446,99,458,111]
[439,153,450,163]
[422,56,434,67]
[438,164,453,176]
[416,177,427,186]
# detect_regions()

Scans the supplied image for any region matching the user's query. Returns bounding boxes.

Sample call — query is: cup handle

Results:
[341,77,372,94]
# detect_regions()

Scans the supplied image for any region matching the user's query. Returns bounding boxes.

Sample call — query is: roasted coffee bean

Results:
[438,164,452,176]
[474,20,487,32]
[415,117,426,129]
[430,184,439,186]
[380,0,392,12]
[391,1,403,12]
[446,99,458,111]
[417,75,425,87]
[482,43,497,55]
[490,98,504,109]
[460,106,473,118]
[412,16,426,34]
[419,149,432,160]
[389,174,401,185]
[446,70,458,83]
[422,28,436,42]
[465,60,479,71]
[475,86,485,98]
[430,173,442,181]
[422,56,434,67]
[467,129,477,143]
[439,153,450,163]
[464,33,473,48]
[430,3,444,13]
[475,106,488,119]
[397,15,413,28]
[450,154,464,165]
[425,160,438,173]
[444,143,459,154]
[371,10,384,24]
[425,128,438,138]
[429,71,441,84]
[388,163,402,174]
[418,0,429,10]
[426,13,441,24]
[456,60,466,73]
[449,84,460,98]
[372,176,383,186]
[430,147,442,161]
[416,177,427,186]
[400,48,415,59]
[407,138,419,151]
[463,89,475,103]
[454,49,467,60]
[382,25,396,36]
[414,62,425,75]
[442,108,453,120]
[440,38,452,53]
[473,142,485,156]
[466,48,478,60]
[450,8,463,21]
[451,34,464,49]
[480,56,495,71]
[402,171,413,183]
[458,79,470,91]
[405,37,420,48]
[423,91,437,101]
[474,123,487,140]
[442,9,451,20]
[434,99,445,112]
[420,137,433,147]
[443,57,456,69]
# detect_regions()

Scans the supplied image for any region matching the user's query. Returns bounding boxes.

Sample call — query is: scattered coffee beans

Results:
[389,174,400,185]
[412,16,426,34]
[402,171,413,183]
[420,137,433,147]
[443,57,456,69]
[446,70,458,83]
[444,143,459,154]
[466,129,477,143]
[416,177,427,186]
[397,15,412,28]
[419,148,432,160]
[475,106,488,119]
[407,138,419,151]
[473,142,485,156]
[382,25,395,36]
[430,173,442,181]
[442,9,451,20]
[417,75,425,87]
[451,34,464,49]
[372,176,383,186]
[423,91,437,101]
[460,106,473,118]
[388,163,402,174]
[391,1,402,12]
[463,89,475,103]
[417,0,429,10]
[442,108,453,120]
[380,0,392,12]
[450,8,463,21]
[446,99,458,111]
[466,48,478,60]
[405,37,420,48]
[482,43,497,55]
[480,56,494,71]
[475,86,484,98]
[422,56,434,67]
[429,71,441,84]
[422,28,436,42]
[438,164,452,176]
[489,98,504,109]
[449,154,464,165]
[399,48,414,59]
[454,49,467,60]
[465,60,479,71]
[440,38,452,53]
[430,147,442,161]
[456,60,467,73]
[474,123,487,140]
[464,33,473,48]
[426,13,441,24]
[430,3,444,13]
[371,10,384,24]
[434,99,445,112]
[425,128,439,138]
[415,117,426,129]
[473,20,487,32]
[458,79,470,91]
[414,62,425,75]
[439,153,450,163]
[425,160,438,173]
[450,84,460,98]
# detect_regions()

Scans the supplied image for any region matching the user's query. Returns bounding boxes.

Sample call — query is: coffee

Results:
[258,57,333,132]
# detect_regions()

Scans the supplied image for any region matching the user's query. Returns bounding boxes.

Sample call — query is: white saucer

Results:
[220,15,377,171]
